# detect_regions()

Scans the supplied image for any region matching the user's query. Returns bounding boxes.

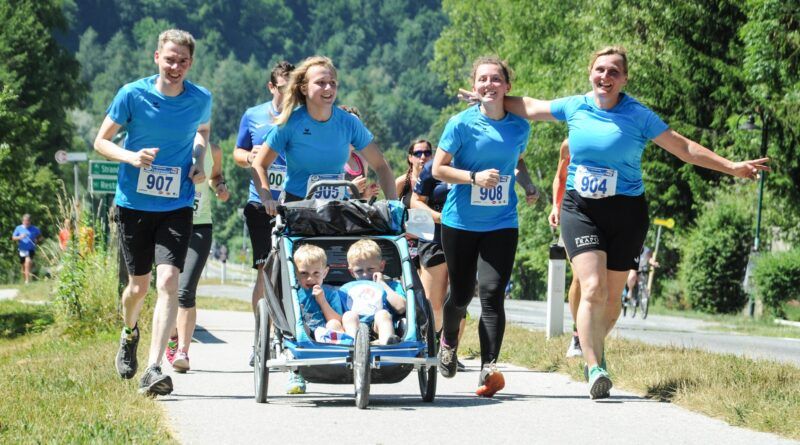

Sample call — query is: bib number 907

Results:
[136,165,181,198]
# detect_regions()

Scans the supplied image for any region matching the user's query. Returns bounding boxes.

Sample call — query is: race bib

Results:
[137,165,181,198]
[268,165,286,192]
[193,191,204,213]
[575,165,617,199]
[307,173,346,200]
[471,175,511,206]
[341,280,386,319]
[19,250,29,257]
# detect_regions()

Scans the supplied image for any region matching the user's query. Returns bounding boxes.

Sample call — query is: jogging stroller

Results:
[253,181,438,408]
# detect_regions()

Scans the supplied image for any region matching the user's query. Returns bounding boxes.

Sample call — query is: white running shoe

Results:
[566,334,583,358]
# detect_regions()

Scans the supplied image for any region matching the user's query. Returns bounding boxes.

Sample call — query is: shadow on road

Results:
[193,325,227,344]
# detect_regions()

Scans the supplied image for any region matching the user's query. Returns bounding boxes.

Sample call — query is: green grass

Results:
[196,296,251,312]
[784,303,800,322]
[0,300,54,339]
[460,319,800,440]
[0,327,177,443]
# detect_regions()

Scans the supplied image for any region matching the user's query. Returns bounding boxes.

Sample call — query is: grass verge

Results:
[0,327,177,443]
[0,300,54,339]
[196,296,251,312]
[459,319,800,440]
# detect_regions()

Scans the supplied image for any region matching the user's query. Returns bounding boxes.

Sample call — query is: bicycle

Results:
[621,268,650,319]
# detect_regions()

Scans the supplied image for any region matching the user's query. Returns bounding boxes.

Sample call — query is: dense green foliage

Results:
[433,0,799,299]
[678,189,754,313]
[0,0,84,281]
[754,249,800,317]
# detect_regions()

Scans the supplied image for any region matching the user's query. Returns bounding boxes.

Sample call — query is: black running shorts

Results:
[560,190,649,271]
[244,201,274,269]
[117,206,193,276]
[417,240,446,269]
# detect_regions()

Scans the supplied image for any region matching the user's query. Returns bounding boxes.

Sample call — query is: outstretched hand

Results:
[457,88,483,106]
[731,157,770,180]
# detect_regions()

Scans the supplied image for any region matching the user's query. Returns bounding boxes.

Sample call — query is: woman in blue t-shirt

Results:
[252,56,397,211]
[432,56,539,398]
[459,46,769,399]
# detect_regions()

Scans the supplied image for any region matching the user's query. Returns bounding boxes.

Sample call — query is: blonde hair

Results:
[347,239,383,265]
[158,29,196,57]
[471,55,514,84]
[275,56,337,126]
[294,244,327,268]
[588,46,628,74]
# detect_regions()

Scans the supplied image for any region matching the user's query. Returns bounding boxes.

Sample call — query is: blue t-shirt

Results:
[265,106,373,198]
[413,160,450,244]
[13,225,41,252]
[297,284,345,331]
[550,93,669,197]
[438,106,530,232]
[339,279,406,323]
[106,75,212,211]
[235,101,287,202]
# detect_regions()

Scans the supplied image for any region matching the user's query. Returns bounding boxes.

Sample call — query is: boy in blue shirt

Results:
[340,239,406,345]
[291,244,346,393]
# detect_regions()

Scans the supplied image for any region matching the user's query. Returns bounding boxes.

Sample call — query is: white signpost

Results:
[546,242,567,338]
[55,150,89,202]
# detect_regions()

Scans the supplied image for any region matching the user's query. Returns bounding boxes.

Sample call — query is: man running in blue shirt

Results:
[94,29,212,397]
[11,214,42,284]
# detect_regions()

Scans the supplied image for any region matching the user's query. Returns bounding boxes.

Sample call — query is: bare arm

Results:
[457,89,557,121]
[515,156,539,205]
[410,192,441,224]
[360,142,397,200]
[549,139,570,227]
[313,285,343,323]
[652,129,770,179]
[93,116,155,166]
[189,123,210,184]
[431,149,500,188]
[208,143,229,202]
[376,275,405,314]
[252,145,280,214]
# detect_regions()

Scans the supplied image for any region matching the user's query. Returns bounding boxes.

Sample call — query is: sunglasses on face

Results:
[411,150,433,158]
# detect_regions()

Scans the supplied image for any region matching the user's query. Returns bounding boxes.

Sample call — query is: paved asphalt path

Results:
[197,284,800,366]
[161,309,795,445]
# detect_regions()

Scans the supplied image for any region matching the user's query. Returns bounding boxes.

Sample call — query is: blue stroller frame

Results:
[253,185,438,409]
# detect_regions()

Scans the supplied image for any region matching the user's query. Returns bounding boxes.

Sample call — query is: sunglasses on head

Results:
[411,150,433,158]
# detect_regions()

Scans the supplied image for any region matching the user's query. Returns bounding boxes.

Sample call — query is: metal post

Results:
[546,243,567,338]
[647,225,663,292]
[73,163,80,204]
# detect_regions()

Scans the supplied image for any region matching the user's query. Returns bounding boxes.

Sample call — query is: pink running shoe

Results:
[165,336,178,365]
[172,351,190,373]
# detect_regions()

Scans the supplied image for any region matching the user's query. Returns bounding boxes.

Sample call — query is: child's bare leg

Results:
[374,310,395,344]
[342,311,359,337]
[326,319,344,332]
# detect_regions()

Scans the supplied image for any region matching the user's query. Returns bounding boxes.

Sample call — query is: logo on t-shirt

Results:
[303,128,311,135]
[151,101,160,109]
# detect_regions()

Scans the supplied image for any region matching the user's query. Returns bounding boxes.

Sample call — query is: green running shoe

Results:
[588,366,612,400]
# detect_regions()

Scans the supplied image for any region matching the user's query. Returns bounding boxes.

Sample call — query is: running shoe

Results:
[115,325,139,379]
[286,371,307,394]
[476,362,505,397]
[138,365,173,396]
[172,351,190,373]
[565,334,583,358]
[457,359,466,372]
[588,366,612,400]
[438,340,458,378]
[165,336,178,365]
[583,355,606,382]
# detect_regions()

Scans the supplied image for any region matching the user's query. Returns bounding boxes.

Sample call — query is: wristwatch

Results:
[470,171,477,185]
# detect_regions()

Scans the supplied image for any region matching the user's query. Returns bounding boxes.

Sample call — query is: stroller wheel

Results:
[418,298,437,402]
[353,323,371,409]
[254,298,270,403]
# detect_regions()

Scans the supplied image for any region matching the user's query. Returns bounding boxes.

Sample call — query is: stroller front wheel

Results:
[254,298,270,403]
[354,323,371,409]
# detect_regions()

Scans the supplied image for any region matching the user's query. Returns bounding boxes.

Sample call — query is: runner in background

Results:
[233,60,294,368]
[549,138,582,358]
[339,105,378,200]
[166,141,229,373]
[11,214,42,284]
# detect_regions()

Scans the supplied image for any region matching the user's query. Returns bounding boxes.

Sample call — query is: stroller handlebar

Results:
[304,180,362,200]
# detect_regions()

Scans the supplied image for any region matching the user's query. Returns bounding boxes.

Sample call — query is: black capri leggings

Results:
[177,225,213,309]
[441,225,518,365]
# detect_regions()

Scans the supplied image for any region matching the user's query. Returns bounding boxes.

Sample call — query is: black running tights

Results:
[441,225,518,365]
